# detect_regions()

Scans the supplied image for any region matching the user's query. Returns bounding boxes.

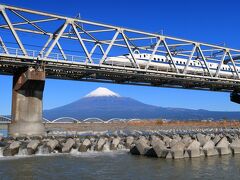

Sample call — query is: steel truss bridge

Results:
[0,5,240,96]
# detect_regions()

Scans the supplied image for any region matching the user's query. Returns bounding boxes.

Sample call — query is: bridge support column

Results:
[9,67,45,137]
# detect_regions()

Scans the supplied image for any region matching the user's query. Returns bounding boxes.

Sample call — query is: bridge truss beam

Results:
[0,4,239,93]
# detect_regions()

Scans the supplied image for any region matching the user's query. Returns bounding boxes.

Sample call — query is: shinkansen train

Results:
[104,52,240,78]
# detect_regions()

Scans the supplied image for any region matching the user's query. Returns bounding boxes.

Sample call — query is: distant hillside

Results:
[43,87,240,121]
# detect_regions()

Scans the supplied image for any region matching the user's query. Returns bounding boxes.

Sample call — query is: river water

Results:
[0,151,240,180]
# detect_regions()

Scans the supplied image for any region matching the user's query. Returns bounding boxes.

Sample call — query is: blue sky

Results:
[0,0,240,115]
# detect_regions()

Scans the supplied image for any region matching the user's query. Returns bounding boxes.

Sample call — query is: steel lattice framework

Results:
[0,4,240,92]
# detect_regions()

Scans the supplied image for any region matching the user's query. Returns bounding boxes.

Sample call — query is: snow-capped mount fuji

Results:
[43,87,240,121]
[85,87,120,98]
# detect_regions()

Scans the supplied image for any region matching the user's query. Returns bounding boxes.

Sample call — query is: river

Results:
[0,151,240,180]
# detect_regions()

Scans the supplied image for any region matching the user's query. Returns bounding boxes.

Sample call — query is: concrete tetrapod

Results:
[27,140,40,155]
[79,139,91,152]
[95,138,106,151]
[126,136,134,148]
[186,140,201,158]
[46,139,59,152]
[230,139,240,154]
[196,133,208,147]
[3,141,21,156]
[110,137,120,150]
[62,138,75,153]
[152,142,168,158]
[170,141,185,159]
[130,139,150,155]
[203,140,218,156]
[216,137,230,155]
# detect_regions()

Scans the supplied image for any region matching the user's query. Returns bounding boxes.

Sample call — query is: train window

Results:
[176,61,178,64]
[180,61,182,64]
[144,54,146,58]
[183,62,186,64]
[162,59,164,62]
[154,58,156,60]
[140,55,141,58]
[190,63,192,66]
[210,64,212,67]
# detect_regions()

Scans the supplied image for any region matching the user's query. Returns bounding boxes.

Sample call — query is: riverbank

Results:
[1,125,240,160]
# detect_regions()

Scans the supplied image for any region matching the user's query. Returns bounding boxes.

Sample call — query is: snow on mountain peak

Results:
[85,87,120,98]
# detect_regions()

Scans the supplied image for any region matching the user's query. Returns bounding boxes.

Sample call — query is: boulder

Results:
[27,140,40,155]
[203,140,218,156]
[230,139,240,154]
[62,138,75,153]
[216,137,230,155]
[187,140,200,158]
[171,142,185,159]
[3,141,21,156]
[79,139,91,152]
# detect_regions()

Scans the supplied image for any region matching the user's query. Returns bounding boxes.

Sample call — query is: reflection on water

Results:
[0,153,240,180]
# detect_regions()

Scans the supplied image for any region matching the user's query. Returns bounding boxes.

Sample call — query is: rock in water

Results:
[196,133,208,147]
[187,140,200,158]
[202,140,218,156]
[171,142,185,159]
[126,136,134,148]
[181,136,192,148]
[230,139,240,154]
[95,138,106,151]
[110,138,120,150]
[27,140,40,155]
[145,147,158,157]
[3,141,21,156]
[213,135,221,145]
[79,139,91,152]
[216,137,230,155]
[130,139,150,155]
[62,138,75,153]
[152,143,168,158]
[46,139,59,152]
[163,136,172,147]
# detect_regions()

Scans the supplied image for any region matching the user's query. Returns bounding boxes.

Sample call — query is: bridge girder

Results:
[0,4,239,92]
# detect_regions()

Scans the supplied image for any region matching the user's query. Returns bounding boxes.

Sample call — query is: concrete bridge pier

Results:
[9,67,45,137]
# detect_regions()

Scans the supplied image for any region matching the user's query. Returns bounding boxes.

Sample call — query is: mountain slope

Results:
[43,87,240,120]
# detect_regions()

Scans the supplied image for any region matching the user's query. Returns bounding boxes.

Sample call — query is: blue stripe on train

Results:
[136,58,238,73]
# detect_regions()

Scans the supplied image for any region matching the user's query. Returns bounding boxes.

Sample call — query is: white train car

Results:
[104,52,240,79]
